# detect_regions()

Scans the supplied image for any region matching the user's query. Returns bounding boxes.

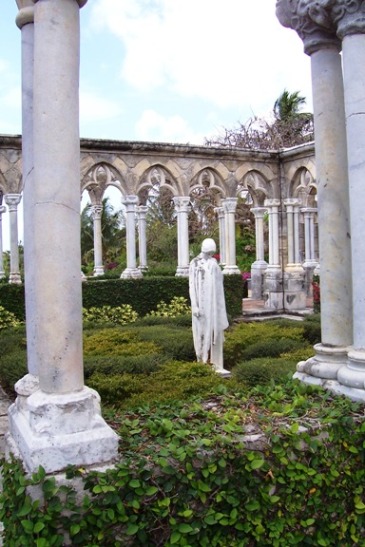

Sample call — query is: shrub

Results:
[233,357,297,386]
[83,305,138,325]
[83,328,160,357]
[84,353,165,379]
[0,306,23,330]
[147,296,191,318]
[88,361,227,409]
[133,325,195,361]
[302,313,321,345]
[241,337,306,361]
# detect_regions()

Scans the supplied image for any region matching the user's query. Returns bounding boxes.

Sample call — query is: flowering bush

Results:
[147,296,191,318]
[83,305,139,325]
[0,306,23,330]
[312,275,320,313]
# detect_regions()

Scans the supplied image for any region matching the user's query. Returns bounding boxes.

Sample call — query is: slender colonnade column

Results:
[92,204,104,276]
[7,0,118,473]
[0,205,5,279]
[5,194,22,284]
[121,195,142,279]
[222,197,240,275]
[214,206,226,265]
[174,196,191,277]
[136,205,148,271]
[263,198,283,309]
[250,206,267,299]
[277,0,353,383]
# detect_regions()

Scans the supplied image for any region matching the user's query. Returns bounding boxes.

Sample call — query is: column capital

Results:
[332,1,365,39]
[91,204,103,220]
[5,193,22,210]
[300,207,317,214]
[276,0,340,55]
[222,197,238,214]
[264,198,280,208]
[173,196,191,213]
[122,194,138,210]
[16,1,35,28]
[251,206,267,218]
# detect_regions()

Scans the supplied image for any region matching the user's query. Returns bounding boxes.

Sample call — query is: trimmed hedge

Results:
[0,274,243,321]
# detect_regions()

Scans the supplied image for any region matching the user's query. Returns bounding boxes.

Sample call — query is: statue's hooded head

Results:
[201,238,217,255]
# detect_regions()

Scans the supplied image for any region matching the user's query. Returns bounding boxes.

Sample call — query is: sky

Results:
[0,0,312,250]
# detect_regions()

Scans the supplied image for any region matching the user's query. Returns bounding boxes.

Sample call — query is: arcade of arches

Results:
[0,135,318,312]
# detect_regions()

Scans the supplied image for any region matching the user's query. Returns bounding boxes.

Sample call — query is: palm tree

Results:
[273,89,307,122]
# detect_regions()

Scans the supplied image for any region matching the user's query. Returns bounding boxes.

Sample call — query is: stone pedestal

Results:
[283,265,306,311]
[263,266,283,310]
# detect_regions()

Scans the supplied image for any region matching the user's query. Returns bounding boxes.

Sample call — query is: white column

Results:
[336,12,365,395]
[7,0,118,474]
[121,195,142,279]
[277,4,353,383]
[136,205,148,271]
[222,197,240,275]
[5,194,22,285]
[214,206,226,265]
[174,196,191,277]
[265,199,280,268]
[16,1,39,382]
[284,200,295,265]
[0,205,5,279]
[92,204,104,276]
[250,207,267,299]
[293,204,301,264]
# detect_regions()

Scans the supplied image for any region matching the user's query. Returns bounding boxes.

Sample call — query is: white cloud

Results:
[79,89,123,122]
[135,109,205,144]
[89,0,312,112]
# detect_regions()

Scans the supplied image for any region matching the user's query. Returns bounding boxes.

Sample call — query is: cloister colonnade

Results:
[0,134,318,312]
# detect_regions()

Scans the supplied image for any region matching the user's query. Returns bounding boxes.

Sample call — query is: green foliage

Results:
[224,320,305,369]
[233,357,297,386]
[302,313,321,345]
[147,296,191,318]
[2,382,365,546]
[83,304,138,325]
[240,337,306,361]
[83,328,160,357]
[0,326,27,395]
[0,306,23,330]
[0,283,25,321]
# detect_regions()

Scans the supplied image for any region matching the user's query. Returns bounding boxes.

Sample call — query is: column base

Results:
[93,266,105,276]
[263,266,283,310]
[223,265,241,275]
[296,343,348,380]
[9,272,22,284]
[283,267,306,311]
[175,266,189,277]
[7,386,119,474]
[120,268,143,279]
[337,349,365,389]
[293,374,365,403]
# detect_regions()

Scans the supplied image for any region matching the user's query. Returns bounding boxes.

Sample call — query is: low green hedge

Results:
[0,274,243,321]
[1,382,364,546]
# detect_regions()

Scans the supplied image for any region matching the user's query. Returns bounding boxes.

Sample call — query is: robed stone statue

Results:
[189,238,230,375]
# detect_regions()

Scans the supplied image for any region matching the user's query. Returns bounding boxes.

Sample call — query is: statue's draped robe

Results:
[189,253,229,370]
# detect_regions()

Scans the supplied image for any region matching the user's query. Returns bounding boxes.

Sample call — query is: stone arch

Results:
[136,164,179,205]
[289,167,317,207]
[238,169,271,207]
[81,162,127,204]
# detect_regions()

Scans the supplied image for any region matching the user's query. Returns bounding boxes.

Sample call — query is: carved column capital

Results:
[332,0,365,38]
[5,193,22,211]
[91,204,103,220]
[276,0,340,55]
[251,206,267,219]
[122,194,138,212]
[222,197,238,214]
[173,196,191,213]
[16,1,35,29]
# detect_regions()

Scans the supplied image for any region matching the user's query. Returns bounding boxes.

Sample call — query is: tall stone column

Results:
[5,194,22,285]
[301,207,318,296]
[121,195,142,279]
[92,204,104,276]
[284,199,306,310]
[0,205,6,279]
[174,196,191,277]
[293,204,301,264]
[250,207,267,299]
[136,205,148,271]
[263,198,283,309]
[335,8,365,397]
[277,2,352,383]
[214,206,226,265]
[7,0,118,473]
[16,1,38,384]
[222,198,240,275]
